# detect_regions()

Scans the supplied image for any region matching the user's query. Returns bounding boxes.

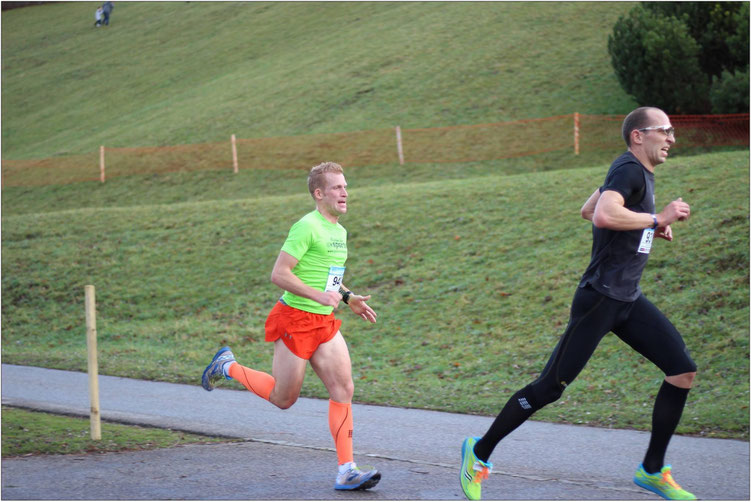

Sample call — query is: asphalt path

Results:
[1,364,748,500]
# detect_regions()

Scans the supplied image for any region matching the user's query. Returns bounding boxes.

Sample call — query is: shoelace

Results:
[661,469,682,490]
[472,465,490,483]
[343,468,363,481]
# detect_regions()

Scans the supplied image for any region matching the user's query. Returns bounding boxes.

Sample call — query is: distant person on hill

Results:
[460,107,697,501]
[94,7,103,27]
[102,1,113,26]
[200,162,381,492]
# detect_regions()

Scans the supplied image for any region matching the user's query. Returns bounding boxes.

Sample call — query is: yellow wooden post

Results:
[99,146,106,183]
[231,134,239,174]
[85,285,101,440]
[395,126,405,165]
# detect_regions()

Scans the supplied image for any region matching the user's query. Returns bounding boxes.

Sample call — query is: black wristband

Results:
[339,287,352,304]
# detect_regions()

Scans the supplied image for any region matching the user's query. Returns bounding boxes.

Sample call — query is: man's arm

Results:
[270,251,341,308]
[592,190,690,231]
[581,188,601,222]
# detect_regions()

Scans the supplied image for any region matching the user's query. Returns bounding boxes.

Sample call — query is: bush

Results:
[609,2,748,114]
[608,5,710,113]
[725,3,750,72]
[644,2,748,79]
[711,67,750,114]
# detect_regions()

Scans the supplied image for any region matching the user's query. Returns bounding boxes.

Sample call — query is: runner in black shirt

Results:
[459,107,697,501]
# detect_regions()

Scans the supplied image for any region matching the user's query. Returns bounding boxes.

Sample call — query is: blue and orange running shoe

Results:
[634,464,697,500]
[201,346,235,391]
[460,436,493,500]
[335,463,381,490]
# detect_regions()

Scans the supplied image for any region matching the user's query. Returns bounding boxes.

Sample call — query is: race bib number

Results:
[325,266,345,292]
[638,228,654,254]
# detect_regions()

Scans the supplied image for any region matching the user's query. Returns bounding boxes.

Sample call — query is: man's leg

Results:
[473,286,615,463]
[310,332,354,464]
[613,295,697,472]
[632,375,696,501]
[461,286,617,501]
[643,375,694,471]
[227,339,307,409]
[310,332,380,490]
[267,339,308,409]
[614,295,697,500]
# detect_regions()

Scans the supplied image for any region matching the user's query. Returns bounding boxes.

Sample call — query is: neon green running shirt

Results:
[280,210,348,314]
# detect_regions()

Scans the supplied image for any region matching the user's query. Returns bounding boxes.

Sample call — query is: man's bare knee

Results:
[273,395,298,410]
[666,371,696,389]
[269,387,300,409]
[340,381,354,401]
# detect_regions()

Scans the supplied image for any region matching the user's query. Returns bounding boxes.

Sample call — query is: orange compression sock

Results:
[328,399,354,465]
[226,363,275,401]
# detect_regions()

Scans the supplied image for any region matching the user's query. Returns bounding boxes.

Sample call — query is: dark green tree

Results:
[711,68,750,114]
[608,2,748,113]
[644,2,747,78]
[608,5,710,113]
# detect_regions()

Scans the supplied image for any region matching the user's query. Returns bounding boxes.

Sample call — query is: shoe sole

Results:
[634,478,677,500]
[634,479,669,500]
[335,472,381,491]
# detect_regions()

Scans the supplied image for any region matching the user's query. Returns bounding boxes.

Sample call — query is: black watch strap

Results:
[339,287,352,304]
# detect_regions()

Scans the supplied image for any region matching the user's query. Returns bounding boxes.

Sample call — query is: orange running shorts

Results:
[264,301,342,360]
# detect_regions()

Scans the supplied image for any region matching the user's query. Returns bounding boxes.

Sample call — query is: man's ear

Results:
[631,129,643,146]
[313,187,323,201]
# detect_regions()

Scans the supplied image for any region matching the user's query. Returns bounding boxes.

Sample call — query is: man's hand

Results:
[348,294,377,323]
[657,197,690,226]
[656,224,673,241]
[316,290,343,308]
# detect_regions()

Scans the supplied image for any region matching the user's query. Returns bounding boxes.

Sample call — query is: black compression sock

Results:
[474,385,538,463]
[642,380,690,474]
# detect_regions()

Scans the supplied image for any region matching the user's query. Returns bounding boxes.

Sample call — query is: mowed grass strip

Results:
[1,406,233,457]
[2,150,748,439]
[1,150,624,216]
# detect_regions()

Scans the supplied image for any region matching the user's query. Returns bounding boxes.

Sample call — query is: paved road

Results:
[1,364,748,500]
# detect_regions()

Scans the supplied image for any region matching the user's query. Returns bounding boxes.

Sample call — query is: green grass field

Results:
[2,151,749,439]
[2,2,748,442]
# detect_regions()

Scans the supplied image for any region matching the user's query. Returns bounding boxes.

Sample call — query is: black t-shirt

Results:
[579,151,656,302]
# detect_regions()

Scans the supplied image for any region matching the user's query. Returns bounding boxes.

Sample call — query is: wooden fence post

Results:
[99,146,106,183]
[574,113,580,155]
[395,126,405,165]
[85,285,101,441]
[231,134,239,174]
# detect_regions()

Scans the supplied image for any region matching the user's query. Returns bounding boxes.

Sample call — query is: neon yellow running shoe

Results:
[460,437,493,501]
[634,464,697,500]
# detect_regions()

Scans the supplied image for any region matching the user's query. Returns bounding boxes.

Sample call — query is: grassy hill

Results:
[2,151,748,438]
[2,2,748,440]
[2,2,636,160]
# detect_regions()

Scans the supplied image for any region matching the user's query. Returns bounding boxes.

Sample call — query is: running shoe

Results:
[201,346,235,391]
[335,464,381,490]
[460,436,493,501]
[634,464,697,500]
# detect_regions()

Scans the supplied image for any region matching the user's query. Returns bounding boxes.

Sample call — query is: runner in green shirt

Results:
[279,209,348,315]
[201,162,380,491]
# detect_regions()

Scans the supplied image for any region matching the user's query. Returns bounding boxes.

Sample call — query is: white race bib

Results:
[325,266,345,292]
[638,228,654,254]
